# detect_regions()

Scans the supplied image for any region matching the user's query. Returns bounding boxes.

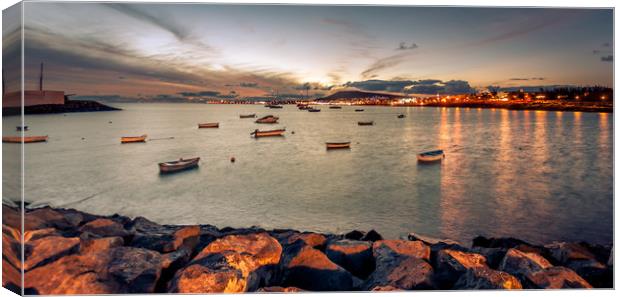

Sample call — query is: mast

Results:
[39,62,44,91]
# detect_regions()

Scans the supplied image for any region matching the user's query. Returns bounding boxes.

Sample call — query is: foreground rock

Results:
[1,204,611,294]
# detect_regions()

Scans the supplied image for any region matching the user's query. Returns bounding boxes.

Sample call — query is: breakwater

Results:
[2,204,613,294]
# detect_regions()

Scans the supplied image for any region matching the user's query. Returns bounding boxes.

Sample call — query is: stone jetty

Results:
[1,204,613,294]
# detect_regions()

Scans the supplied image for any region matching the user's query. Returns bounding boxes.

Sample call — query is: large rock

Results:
[325,240,374,278]
[24,207,75,231]
[434,249,487,288]
[344,230,365,240]
[473,236,531,249]
[79,218,131,240]
[107,247,163,293]
[287,232,327,249]
[79,236,124,254]
[453,267,522,289]
[128,218,200,254]
[498,248,552,283]
[24,246,162,294]
[408,232,461,246]
[257,286,304,292]
[525,266,592,289]
[361,230,383,242]
[469,247,506,269]
[373,240,430,261]
[168,253,246,293]
[23,236,80,271]
[364,255,434,290]
[281,241,355,291]
[170,232,282,293]
[23,228,59,242]
[545,242,609,287]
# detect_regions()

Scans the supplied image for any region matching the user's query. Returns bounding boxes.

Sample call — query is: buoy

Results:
[230,157,236,163]
[292,131,295,134]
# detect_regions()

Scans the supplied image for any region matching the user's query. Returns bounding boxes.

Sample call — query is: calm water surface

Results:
[2,103,613,244]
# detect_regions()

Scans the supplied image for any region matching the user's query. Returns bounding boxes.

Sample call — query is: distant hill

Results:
[317,89,407,101]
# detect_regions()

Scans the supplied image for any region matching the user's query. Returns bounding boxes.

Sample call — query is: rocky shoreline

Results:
[2,204,613,294]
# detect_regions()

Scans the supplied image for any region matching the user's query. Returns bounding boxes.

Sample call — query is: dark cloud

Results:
[240,82,259,88]
[413,79,442,85]
[179,91,220,97]
[602,42,611,47]
[509,77,545,81]
[601,55,613,62]
[396,42,418,51]
[102,3,190,41]
[345,80,413,92]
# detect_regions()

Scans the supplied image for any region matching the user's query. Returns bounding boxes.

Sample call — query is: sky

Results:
[4,3,614,97]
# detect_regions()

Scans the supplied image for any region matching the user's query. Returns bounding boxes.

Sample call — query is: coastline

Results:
[2,204,613,294]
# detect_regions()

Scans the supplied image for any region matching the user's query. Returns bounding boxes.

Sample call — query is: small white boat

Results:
[417,150,445,162]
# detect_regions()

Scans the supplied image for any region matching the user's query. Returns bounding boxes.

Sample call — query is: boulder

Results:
[2,258,21,294]
[2,228,22,269]
[79,236,124,254]
[434,249,487,288]
[325,240,374,278]
[373,240,430,261]
[361,230,383,242]
[24,246,162,294]
[23,228,58,242]
[24,207,74,231]
[107,247,163,293]
[498,248,552,282]
[168,253,246,293]
[371,285,401,291]
[469,247,506,269]
[287,232,327,248]
[545,242,596,265]
[364,255,434,290]
[473,236,530,249]
[79,218,131,240]
[170,225,201,252]
[453,267,522,289]
[23,236,80,271]
[525,266,592,289]
[173,232,282,292]
[344,230,365,240]
[408,232,461,246]
[257,286,304,292]
[281,241,355,291]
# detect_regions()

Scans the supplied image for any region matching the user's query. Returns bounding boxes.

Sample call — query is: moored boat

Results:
[398,114,406,118]
[121,134,147,143]
[265,104,283,109]
[417,150,445,163]
[307,108,321,112]
[159,157,200,174]
[358,121,374,126]
[2,135,48,143]
[326,142,351,149]
[240,114,256,118]
[329,106,342,109]
[198,122,219,128]
[16,126,28,131]
[251,128,286,138]
[355,109,364,112]
[255,115,279,124]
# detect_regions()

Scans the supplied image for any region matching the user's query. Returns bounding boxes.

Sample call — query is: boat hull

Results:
[2,136,48,143]
[417,150,445,162]
[198,123,219,128]
[358,121,374,126]
[255,116,279,124]
[159,157,200,174]
[326,142,351,149]
[121,135,147,143]
[240,114,256,118]
[252,129,286,138]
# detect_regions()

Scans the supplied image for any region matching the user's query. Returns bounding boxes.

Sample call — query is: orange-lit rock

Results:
[79,218,131,239]
[177,232,282,292]
[282,243,355,291]
[24,246,162,294]
[24,236,80,271]
[24,207,74,231]
[287,232,327,248]
[170,225,200,253]
[168,253,246,293]
[498,248,552,282]
[364,256,434,290]
[2,227,21,269]
[79,236,124,254]
[453,267,522,289]
[435,249,488,288]
[326,240,374,278]
[371,285,401,291]
[2,258,21,294]
[23,228,59,242]
[257,286,304,292]
[373,240,430,261]
[526,266,592,289]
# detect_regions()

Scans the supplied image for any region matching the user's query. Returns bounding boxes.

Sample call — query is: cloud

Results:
[396,42,418,51]
[102,3,189,41]
[179,91,221,97]
[240,82,259,88]
[601,55,613,62]
[509,77,545,81]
